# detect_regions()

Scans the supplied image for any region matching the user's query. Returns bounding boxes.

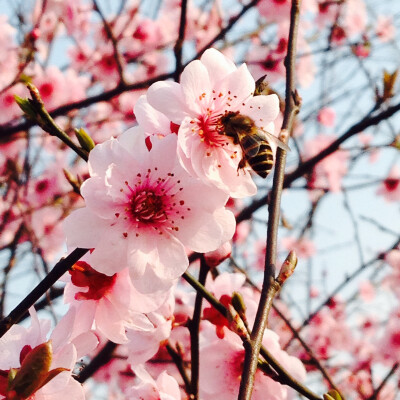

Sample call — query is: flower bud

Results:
[231,291,247,323]
[226,304,249,340]
[75,127,95,152]
[276,250,297,286]
[14,95,36,120]
[323,390,342,400]
[7,341,69,399]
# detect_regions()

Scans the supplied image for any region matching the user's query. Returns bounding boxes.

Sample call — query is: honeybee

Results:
[219,111,289,178]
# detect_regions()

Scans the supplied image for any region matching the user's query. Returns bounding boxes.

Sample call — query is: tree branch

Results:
[0,247,88,338]
[238,1,302,398]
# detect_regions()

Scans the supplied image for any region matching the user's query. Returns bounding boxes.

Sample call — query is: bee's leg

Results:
[237,158,247,175]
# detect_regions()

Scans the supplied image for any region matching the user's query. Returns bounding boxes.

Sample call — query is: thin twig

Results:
[166,342,192,394]
[173,0,188,82]
[237,1,302,399]
[289,236,400,342]
[194,0,261,59]
[365,362,399,400]
[93,0,126,85]
[187,257,209,399]
[77,341,118,383]
[0,247,88,338]
[21,84,89,161]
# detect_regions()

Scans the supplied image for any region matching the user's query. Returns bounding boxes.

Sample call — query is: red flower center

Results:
[70,261,117,301]
[262,56,280,71]
[130,190,167,224]
[35,179,49,193]
[384,178,399,191]
[196,114,230,148]
[39,82,54,99]
[390,331,400,347]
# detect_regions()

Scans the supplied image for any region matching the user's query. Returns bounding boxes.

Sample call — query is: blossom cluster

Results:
[0,49,302,400]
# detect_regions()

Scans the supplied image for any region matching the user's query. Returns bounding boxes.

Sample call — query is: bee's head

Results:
[220,111,239,126]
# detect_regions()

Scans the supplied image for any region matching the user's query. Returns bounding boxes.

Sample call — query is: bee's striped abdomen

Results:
[248,142,274,178]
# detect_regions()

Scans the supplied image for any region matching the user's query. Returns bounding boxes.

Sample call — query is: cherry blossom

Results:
[376,165,400,202]
[375,16,395,43]
[127,365,181,400]
[199,328,306,400]
[0,308,95,400]
[145,48,280,198]
[203,272,259,338]
[317,107,336,127]
[63,259,170,344]
[64,127,235,287]
[280,236,316,259]
[304,134,349,192]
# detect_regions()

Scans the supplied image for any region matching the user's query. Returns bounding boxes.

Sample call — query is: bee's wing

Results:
[258,128,291,152]
[240,134,262,157]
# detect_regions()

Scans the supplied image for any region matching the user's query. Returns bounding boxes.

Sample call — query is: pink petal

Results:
[240,94,280,127]
[175,208,235,253]
[134,95,171,135]
[200,48,237,87]
[180,60,212,114]
[95,297,129,343]
[147,81,187,123]
[152,233,189,280]
[214,64,255,110]
[63,208,105,249]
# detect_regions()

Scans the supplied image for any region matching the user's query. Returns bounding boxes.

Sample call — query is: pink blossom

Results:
[309,286,319,298]
[63,259,166,344]
[342,0,367,38]
[199,329,306,400]
[127,365,181,400]
[0,16,19,89]
[30,206,66,262]
[304,134,349,192]
[247,22,315,88]
[317,107,336,127]
[378,310,400,366]
[316,0,340,29]
[258,0,316,23]
[359,281,375,302]
[203,272,259,338]
[280,236,316,259]
[90,45,122,89]
[375,16,395,43]
[247,40,286,86]
[32,66,67,110]
[64,127,235,288]
[145,48,280,198]
[304,303,353,360]
[0,84,26,124]
[0,308,94,400]
[233,221,251,244]
[376,165,400,202]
